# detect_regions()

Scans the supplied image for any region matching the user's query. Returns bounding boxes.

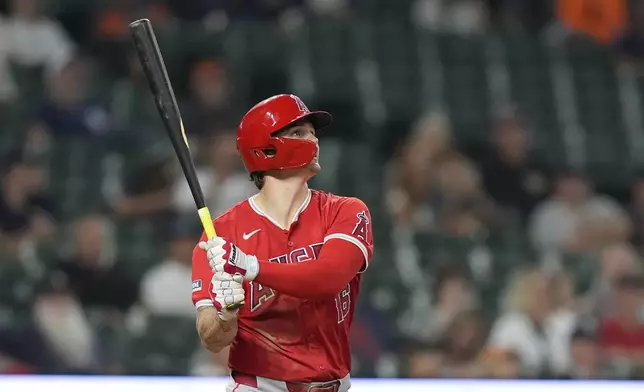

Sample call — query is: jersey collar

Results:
[248,189,312,230]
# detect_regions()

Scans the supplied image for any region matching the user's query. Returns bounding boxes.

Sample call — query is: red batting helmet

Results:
[237,94,332,173]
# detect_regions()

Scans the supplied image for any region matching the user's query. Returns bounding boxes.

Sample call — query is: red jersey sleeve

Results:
[192,231,213,310]
[323,197,374,273]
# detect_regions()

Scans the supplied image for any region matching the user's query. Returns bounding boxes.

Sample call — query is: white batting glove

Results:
[199,237,259,281]
[210,273,245,321]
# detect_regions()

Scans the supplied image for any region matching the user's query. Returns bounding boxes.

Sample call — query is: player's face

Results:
[281,122,321,173]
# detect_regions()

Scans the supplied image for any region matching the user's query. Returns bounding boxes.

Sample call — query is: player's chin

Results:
[307,160,321,174]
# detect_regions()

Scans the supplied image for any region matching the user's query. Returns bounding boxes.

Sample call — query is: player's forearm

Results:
[196,307,237,353]
[254,240,364,299]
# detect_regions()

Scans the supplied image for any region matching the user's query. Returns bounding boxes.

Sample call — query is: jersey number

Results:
[335,283,351,324]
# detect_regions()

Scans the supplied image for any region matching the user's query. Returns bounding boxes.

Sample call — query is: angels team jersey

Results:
[191,189,374,382]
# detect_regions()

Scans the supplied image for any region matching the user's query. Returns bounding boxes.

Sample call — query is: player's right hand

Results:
[210,273,245,321]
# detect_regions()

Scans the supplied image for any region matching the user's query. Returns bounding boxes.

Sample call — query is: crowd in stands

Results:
[1,0,644,380]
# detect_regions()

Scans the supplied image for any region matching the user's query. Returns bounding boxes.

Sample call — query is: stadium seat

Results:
[46,136,109,220]
[435,33,491,142]
[566,37,630,187]
[500,33,565,165]
[121,315,198,375]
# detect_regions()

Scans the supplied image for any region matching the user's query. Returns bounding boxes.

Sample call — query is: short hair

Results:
[250,172,265,190]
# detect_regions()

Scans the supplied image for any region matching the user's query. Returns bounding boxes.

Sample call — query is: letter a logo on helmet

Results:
[236,94,332,173]
[293,96,309,113]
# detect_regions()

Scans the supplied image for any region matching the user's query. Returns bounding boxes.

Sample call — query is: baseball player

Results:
[191,94,374,392]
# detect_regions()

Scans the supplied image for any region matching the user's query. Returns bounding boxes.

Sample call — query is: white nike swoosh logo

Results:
[242,229,261,240]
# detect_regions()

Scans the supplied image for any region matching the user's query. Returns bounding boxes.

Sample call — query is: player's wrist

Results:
[217,309,239,322]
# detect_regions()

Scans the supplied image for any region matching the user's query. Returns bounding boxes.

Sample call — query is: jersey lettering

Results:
[250,242,323,312]
[310,243,323,259]
[250,282,276,312]
[335,283,351,324]
[290,248,310,263]
[352,211,369,242]
[273,254,288,264]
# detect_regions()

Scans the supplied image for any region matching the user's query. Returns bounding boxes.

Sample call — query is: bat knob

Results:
[129,18,150,29]
[225,301,245,311]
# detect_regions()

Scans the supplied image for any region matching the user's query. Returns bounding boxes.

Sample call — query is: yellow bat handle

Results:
[197,206,244,310]
[197,207,216,239]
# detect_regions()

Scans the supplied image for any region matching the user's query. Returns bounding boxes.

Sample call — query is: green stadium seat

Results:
[371,22,422,120]
[114,217,164,278]
[0,252,40,325]
[9,62,46,107]
[567,37,630,187]
[435,33,491,142]
[500,33,565,165]
[354,0,415,20]
[46,136,109,220]
[121,315,199,375]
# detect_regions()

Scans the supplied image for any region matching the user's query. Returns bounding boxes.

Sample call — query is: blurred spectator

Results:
[139,221,199,318]
[468,107,550,219]
[480,348,521,378]
[38,58,111,138]
[425,264,477,339]
[189,346,229,376]
[629,176,644,252]
[113,147,174,218]
[598,273,644,374]
[487,268,576,377]
[33,289,97,371]
[0,151,56,250]
[0,0,75,82]
[556,0,627,45]
[404,342,445,378]
[564,327,604,379]
[614,0,644,62]
[412,0,488,35]
[529,171,630,254]
[93,0,171,77]
[434,153,498,234]
[182,60,236,139]
[440,310,487,377]
[0,321,61,373]
[551,271,577,318]
[55,215,138,312]
[549,271,578,376]
[173,132,256,218]
[587,243,640,319]
[385,112,453,232]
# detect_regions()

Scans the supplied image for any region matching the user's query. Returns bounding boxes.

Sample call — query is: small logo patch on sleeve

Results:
[192,279,202,293]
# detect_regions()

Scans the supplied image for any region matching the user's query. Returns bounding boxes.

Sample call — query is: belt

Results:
[232,371,341,392]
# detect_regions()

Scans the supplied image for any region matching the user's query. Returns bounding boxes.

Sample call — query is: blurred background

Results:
[1,0,644,381]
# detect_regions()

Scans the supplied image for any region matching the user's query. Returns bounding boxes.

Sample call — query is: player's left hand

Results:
[199,237,259,281]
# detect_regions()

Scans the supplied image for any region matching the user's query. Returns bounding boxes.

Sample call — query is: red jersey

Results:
[191,189,374,382]
[598,317,644,351]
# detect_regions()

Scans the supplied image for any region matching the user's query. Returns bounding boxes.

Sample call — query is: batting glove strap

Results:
[242,254,259,281]
[201,238,260,281]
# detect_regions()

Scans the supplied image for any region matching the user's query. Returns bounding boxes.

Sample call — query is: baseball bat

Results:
[129,19,243,309]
